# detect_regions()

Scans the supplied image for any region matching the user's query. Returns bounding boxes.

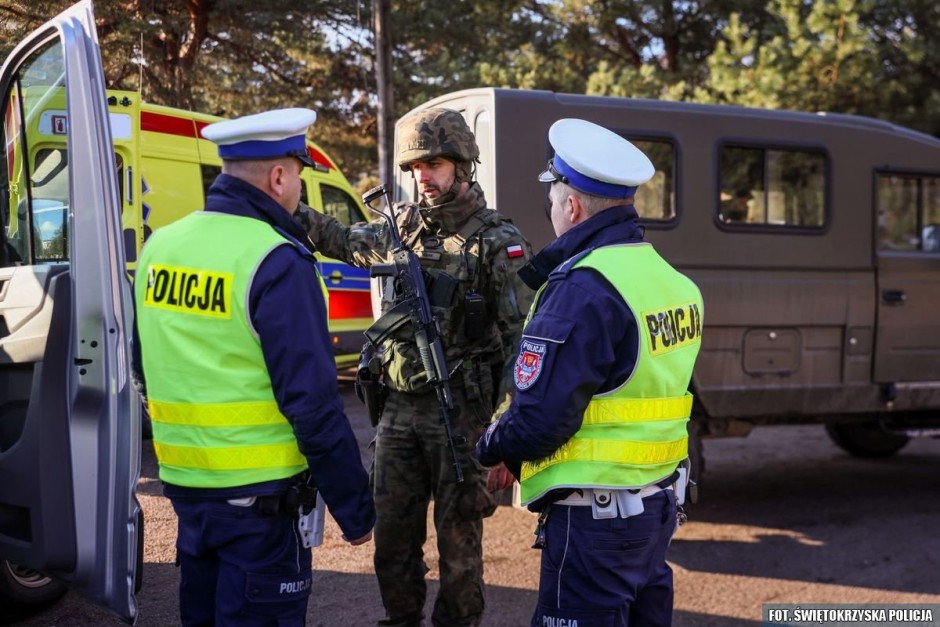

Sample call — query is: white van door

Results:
[0,1,141,622]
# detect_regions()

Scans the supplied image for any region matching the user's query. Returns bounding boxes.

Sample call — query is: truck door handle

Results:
[882,289,906,304]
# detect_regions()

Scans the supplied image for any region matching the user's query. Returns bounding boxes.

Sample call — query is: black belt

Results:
[628,469,680,494]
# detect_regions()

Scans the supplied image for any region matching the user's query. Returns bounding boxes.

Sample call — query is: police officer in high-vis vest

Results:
[133,108,375,626]
[475,118,703,627]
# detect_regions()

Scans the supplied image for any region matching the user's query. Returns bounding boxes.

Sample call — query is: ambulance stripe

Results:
[141,111,209,139]
[141,111,332,170]
[317,262,369,290]
[308,145,334,171]
[328,290,373,320]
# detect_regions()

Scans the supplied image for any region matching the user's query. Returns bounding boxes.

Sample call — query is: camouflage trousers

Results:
[372,386,497,627]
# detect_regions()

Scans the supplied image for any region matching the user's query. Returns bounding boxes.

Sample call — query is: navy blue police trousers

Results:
[171,498,312,626]
[532,490,678,627]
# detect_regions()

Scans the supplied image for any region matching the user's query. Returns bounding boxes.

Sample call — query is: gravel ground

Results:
[9,376,940,626]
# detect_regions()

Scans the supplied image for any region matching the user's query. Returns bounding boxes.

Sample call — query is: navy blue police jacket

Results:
[133,174,375,540]
[474,204,645,509]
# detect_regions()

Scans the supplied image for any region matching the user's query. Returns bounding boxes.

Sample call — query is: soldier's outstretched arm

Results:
[295,201,390,267]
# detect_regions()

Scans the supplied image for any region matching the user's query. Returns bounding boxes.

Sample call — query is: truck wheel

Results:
[0,559,67,607]
[825,422,909,458]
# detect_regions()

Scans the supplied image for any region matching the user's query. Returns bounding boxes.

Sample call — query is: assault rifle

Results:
[360,184,464,483]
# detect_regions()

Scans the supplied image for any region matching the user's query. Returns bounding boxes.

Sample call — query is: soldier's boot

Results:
[377,612,425,627]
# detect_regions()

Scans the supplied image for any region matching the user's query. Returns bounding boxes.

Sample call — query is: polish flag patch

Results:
[506,244,525,258]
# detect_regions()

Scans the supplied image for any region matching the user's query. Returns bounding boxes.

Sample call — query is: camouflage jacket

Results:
[298,183,534,417]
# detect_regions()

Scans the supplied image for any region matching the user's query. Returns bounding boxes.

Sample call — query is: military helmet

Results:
[397,108,480,171]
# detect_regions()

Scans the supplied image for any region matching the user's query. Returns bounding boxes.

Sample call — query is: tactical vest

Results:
[519,243,703,505]
[136,212,323,488]
[381,207,511,394]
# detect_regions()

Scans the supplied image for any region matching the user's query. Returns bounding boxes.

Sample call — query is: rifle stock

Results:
[361,185,465,482]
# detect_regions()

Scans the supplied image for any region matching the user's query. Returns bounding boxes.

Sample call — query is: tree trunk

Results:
[373,0,394,186]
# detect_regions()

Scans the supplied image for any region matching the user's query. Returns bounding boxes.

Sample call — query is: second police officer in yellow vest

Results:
[475,118,704,627]
[134,108,375,626]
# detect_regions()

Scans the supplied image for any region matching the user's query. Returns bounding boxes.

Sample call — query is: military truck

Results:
[395,88,940,491]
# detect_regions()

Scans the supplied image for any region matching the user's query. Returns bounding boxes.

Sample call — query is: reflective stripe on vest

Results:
[137,212,319,488]
[520,243,703,504]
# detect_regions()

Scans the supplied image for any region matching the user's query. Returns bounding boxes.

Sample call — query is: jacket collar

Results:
[204,174,313,251]
[519,203,645,290]
[417,182,488,236]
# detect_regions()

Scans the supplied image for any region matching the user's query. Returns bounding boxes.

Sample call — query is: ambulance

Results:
[0,1,366,619]
[9,83,371,369]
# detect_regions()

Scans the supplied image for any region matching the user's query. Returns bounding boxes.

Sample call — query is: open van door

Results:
[0,1,141,622]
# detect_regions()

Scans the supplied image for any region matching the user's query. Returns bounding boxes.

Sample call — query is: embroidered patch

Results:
[514,339,547,390]
[506,244,525,258]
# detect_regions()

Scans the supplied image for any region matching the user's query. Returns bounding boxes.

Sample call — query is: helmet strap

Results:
[454,159,473,185]
[422,158,470,207]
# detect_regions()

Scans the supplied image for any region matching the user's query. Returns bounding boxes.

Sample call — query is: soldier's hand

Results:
[344,530,373,546]
[486,463,515,492]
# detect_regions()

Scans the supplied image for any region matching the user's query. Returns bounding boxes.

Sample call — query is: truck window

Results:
[321,183,366,225]
[877,173,940,252]
[718,145,826,228]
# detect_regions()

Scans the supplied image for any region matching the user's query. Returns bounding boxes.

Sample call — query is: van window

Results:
[877,173,940,252]
[541,135,676,223]
[2,40,69,266]
[630,139,675,221]
[719,145,826,228]
[321,183,366,225]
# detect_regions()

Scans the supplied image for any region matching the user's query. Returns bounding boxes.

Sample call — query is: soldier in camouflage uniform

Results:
[297,108,534,627]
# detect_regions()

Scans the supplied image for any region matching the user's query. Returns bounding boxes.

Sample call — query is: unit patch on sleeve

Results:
[641,301,702,356]
[143,264,233,319]
[514,339,547,390]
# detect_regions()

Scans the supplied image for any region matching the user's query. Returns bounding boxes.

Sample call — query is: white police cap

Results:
[201,108,317,166]
[538,118,654,198]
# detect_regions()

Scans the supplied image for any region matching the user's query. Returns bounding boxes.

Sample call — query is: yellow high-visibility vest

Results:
[136,212,326,487]
[520,243,703,504]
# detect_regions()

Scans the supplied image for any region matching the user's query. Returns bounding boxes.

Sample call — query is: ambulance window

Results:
[321,183,365,226]
[718,145,826,229]
[31,148,69,262]
[877,173,940,252]
[200,164,221,200]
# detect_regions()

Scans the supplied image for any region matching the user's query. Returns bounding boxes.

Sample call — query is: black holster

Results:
[355,343,388,427]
